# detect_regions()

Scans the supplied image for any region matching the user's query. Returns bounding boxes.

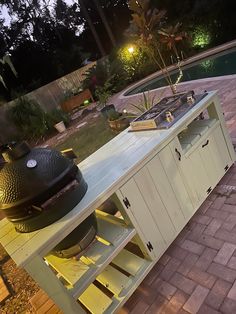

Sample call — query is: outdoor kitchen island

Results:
[0,90,235,313]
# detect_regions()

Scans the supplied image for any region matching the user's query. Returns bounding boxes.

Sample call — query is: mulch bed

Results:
[0,242,40,313]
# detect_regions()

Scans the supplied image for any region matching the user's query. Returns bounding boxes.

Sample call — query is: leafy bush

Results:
[82,57,129,98]
[95,77,115,108]
[107,109,121,121]
[46,108,70,128]
[8,97,51,140]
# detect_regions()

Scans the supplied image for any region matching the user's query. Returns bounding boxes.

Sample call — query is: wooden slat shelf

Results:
[79,284,113,314]
[96,265,131,296]
[45,211,136,298]
[78,248,152,314]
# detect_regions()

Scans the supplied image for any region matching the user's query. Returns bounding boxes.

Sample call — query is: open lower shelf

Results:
[78,248,153,314]
[178,118,217,154]
[45,210,136,299]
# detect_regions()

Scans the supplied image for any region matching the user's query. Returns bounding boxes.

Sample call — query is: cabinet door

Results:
[210,125,232,176]
[159,145,194,221]
[146,154,185,233]
[198,134,220,188]
[198,125,232,192]
[119,177,167,260]
[169,138,200,209]
[134,167,176,247]
[186,125,232,203]
[188,148,212,203]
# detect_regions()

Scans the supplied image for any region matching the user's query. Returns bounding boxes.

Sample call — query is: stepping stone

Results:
[0,275,10,303]
[71,111,82,120]
[76,122,88,129]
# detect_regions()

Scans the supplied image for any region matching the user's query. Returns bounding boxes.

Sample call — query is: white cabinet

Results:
[0,91,235,314]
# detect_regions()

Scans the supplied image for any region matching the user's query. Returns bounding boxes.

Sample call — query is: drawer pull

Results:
[202,140,209,148]
[175,148,181,161]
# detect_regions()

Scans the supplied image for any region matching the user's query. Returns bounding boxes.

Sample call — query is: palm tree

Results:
[127,0,179,94]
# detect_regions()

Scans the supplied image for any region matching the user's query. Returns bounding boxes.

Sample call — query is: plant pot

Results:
[108,117,129,131]
[54,121,66,133]
[100,104,115,118]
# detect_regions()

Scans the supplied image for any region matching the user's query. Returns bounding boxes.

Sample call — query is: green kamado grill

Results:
[0,142,97,258]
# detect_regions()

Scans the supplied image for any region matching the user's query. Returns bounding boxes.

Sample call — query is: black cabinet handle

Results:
[202,140,209,148]
[175,148,181,161]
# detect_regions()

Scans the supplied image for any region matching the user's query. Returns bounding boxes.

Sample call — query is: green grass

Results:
[55,116,118,163]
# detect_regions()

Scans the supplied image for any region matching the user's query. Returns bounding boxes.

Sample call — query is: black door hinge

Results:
[123,197,131,208]
[224,165,229,172]
[147,241,153,252]
[207,187,212,195]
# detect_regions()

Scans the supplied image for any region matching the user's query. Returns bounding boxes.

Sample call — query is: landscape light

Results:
[128,46,134,54]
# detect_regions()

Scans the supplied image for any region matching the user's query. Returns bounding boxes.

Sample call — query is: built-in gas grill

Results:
[130,91,208,131]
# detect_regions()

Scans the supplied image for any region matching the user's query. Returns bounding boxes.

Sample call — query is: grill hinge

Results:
[123,197,131,208]
[207,187,212,195]
[147,241,153,252]
[224,165,229,172]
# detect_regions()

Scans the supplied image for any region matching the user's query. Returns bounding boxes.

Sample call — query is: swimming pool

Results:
[125,47,236,96]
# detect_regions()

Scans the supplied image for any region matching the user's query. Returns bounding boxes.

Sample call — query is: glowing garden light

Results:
[128,46,134,54]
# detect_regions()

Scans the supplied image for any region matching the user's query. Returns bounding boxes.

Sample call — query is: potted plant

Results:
[47,109,69,133]
[107,108,129,131]
[95,77,115,118]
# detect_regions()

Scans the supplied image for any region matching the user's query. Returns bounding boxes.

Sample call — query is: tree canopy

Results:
[0,0,235,101]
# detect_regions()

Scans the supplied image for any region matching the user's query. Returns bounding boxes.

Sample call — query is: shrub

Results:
[8,97,50,140]
[82,57,129,98]
[46,108,70,128]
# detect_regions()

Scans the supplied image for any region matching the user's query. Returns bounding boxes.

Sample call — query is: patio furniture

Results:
[0,91,235,313]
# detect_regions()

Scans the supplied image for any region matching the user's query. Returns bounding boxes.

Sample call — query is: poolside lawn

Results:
[54,116,118,163]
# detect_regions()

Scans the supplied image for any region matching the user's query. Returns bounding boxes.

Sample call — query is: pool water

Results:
[125,48,236,96]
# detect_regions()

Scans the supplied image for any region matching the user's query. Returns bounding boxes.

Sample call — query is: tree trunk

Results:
[92,0,116,47]
[78,0,106,57]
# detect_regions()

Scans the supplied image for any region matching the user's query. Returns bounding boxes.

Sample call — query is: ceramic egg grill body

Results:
[0,142,97,258]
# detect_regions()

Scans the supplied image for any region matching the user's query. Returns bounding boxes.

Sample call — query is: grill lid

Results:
[0,142,77,212]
